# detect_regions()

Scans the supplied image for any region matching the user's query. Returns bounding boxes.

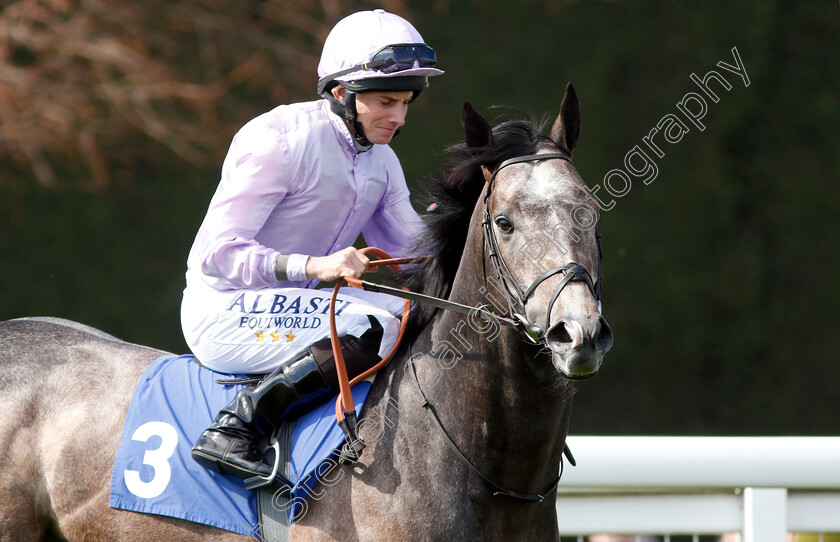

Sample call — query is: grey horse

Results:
[0,84,612,541]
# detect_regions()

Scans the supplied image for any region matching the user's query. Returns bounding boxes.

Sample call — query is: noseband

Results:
[481,152,603,343]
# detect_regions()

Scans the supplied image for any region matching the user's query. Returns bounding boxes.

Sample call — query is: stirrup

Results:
[244,439,282,490]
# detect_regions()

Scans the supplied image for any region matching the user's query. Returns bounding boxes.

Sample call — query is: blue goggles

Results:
[320,43,437,91]
[366,43,437,74]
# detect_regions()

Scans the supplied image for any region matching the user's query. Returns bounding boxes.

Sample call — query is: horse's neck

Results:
[310,207,573,539]
[410,205,574,500]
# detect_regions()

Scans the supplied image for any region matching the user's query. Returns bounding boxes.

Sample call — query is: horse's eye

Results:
[495,217,513,234]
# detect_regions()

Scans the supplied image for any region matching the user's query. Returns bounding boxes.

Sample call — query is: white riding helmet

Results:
[318,9,443,95]
[317,10,443,145]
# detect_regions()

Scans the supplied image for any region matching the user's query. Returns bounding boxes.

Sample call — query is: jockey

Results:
[182,9,443,480]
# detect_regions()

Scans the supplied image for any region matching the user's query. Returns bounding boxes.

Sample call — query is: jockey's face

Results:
[332,86,412,145]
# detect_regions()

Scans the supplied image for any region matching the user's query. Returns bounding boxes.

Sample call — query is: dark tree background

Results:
[2,0,838,436]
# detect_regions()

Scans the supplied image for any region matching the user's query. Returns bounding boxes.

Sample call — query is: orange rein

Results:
[328,248,413,431]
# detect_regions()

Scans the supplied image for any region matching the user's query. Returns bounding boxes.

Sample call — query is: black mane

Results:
[402,114,556,334]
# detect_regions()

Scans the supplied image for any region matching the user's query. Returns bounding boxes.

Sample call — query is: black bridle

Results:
[345,151,603,501]
[481,152,603,343]
[406,151,601,502]
[348,153,603,343]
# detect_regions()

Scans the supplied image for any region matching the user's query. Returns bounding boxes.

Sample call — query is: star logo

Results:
[271,332,281,342]
[284,331,296,343]
[255,331,266,342]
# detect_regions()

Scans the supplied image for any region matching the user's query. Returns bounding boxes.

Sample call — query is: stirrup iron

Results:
[244,439,282,490]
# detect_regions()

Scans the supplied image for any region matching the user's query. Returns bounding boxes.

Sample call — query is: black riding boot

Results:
[191,317,383,480]
[191,350,331,479]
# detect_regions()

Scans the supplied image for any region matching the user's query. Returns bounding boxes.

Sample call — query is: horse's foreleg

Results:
[0,483,47,542]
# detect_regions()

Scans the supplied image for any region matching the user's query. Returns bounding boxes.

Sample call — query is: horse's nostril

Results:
[547,322,572,344]
[594,316,614,353]
[548,317,612,351]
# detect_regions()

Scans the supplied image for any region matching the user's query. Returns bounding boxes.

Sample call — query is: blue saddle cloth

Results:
[109,354,371,535]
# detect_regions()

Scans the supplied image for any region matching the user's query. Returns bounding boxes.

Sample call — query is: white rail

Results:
[555,437,840,541]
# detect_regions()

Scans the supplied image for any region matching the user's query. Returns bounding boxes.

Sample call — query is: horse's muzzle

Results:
[544,315,613,379]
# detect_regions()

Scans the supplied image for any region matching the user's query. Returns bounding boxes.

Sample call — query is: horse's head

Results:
[463,84,613,379]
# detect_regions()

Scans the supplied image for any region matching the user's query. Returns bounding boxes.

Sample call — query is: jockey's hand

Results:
[305,247,370,282]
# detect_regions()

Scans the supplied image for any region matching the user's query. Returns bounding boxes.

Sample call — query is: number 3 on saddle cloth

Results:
[109,354,372,535]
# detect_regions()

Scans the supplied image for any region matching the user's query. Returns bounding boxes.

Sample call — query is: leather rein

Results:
[327,151,600,501]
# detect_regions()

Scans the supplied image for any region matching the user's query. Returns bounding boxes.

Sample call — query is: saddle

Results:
[109,353,372,536]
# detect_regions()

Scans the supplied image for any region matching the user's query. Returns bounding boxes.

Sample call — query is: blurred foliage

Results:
[1,0,838,435]
[0,0,406,189]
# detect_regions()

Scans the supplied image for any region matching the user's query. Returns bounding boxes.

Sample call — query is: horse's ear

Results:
[550,82,580,155]
[462,102,494,152]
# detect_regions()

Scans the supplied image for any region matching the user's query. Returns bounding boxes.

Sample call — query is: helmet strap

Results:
[345,91,373,148]
[326,88,372,149]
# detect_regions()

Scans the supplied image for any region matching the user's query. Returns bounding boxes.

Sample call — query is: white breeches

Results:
[181,284,404,374]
